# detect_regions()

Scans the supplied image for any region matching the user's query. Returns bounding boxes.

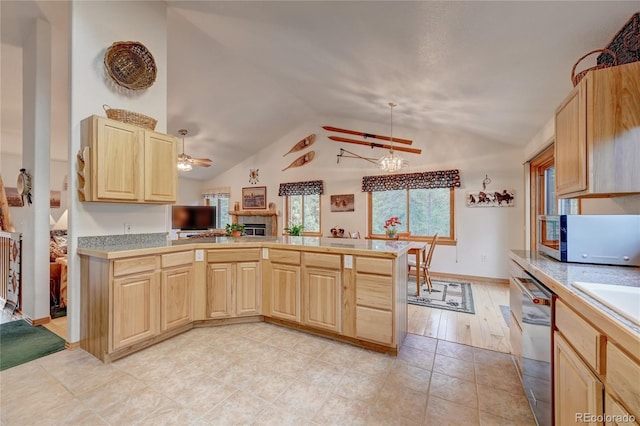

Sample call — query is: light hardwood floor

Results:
[408,279,512,354]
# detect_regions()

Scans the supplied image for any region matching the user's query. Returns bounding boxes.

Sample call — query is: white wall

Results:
[1,153,68,232]
[68,0,169,342]
[204,115,524,279]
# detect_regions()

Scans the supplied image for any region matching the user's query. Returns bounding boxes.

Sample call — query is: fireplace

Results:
[244,223,267,236]
[229,205,278,236]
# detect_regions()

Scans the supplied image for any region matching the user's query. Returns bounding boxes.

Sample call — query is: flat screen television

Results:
[172,206,217,230]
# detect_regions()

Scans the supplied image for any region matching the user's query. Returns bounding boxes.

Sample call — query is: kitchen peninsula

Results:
[78,236,409,362]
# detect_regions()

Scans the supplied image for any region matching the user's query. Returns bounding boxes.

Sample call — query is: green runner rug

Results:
[0,320,65,371]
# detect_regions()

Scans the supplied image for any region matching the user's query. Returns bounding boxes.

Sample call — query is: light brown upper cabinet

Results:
[79,115,177,204]
[555,61,640,198]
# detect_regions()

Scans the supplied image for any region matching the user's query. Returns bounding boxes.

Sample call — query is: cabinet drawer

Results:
[113,256,158,277]
[269,249,301,265]
[304,252,341,270]
[208,249,260,263]
[607,343,640,418]
[356,274,392,310]
[161,251,193,268]
[555,299,603,372]
[605,393,640,426]
[356,306,392,345]
[355,257,392,276]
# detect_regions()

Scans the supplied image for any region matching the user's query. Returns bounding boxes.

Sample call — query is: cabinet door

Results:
[555,332,603,425]
[207,263,233,318]
[270,263,301,322]
[555,85,587,196]
[236,262,261,316]
[589,63,640,195]
[112,271,159,350]
[95,118,141,201]
[144,132,177,203]
[304,268,341,333]
[161,266,192,331]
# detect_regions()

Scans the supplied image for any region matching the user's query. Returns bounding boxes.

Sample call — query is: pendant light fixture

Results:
[376,102,408,173]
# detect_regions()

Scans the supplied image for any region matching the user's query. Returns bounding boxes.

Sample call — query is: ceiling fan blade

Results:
[192,158,212,163]
[191,160,212,167]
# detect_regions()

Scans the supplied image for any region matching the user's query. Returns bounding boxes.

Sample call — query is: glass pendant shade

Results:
[376,150,408,172]
[377,102,408,173]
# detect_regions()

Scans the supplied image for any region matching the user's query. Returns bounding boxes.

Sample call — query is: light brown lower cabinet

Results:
[354,256,394,345]
[112,271,160,351]
[207,263,233,318]
[206,261,261,319]
[303,268,341,333]
[554,332,603,425]
[236,262,261,316]
[161,265,193,331]
[269,263,301,322]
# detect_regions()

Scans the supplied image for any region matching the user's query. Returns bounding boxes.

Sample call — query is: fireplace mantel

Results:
[229,206,278,236]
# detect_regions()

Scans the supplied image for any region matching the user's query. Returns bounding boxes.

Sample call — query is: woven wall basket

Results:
[104,41,157,90]
[103,105,157,130]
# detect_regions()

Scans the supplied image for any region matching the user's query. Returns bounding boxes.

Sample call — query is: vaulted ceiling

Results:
[166,1,638,180]
[2,1,638,181]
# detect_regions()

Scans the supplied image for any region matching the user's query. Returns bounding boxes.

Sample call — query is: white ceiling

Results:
[2,1,638,181]
[166,1,639,180]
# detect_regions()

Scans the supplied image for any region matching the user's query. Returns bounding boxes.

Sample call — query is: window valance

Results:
[362,169,461,192]
[278,180,324,196]
[202,186,230,197]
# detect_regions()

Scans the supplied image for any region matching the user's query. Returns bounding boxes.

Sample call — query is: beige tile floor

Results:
[0,322,535,425]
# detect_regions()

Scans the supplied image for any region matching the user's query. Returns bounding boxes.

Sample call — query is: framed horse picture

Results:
[466,189,514,207]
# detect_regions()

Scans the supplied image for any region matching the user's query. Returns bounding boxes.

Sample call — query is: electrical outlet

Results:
[344,255,353,269]
[124,223,132,234]
[195,249,204,262]
[480,254,487,263]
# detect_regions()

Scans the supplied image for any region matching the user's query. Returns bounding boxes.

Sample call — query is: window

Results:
[530,144,579,251]
[203,188,230,229]
[368,188,454,241]
[279,180,324,236]
[363,169,460,243]
[285,194,321,235]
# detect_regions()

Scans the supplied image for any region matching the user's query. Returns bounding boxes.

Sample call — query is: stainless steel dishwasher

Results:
[510,261,554,426]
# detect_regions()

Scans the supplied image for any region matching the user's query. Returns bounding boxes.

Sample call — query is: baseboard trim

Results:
[65,341,80,350]
[430,272,508,286]
[264,317,398,356]
[25,316,51,326]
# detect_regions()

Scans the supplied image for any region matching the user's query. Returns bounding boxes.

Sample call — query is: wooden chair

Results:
[397,231,411,240]
[349,231,361,239]
[408,234,439,293]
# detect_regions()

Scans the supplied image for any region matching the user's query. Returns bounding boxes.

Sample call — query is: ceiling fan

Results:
[177,129,212,171]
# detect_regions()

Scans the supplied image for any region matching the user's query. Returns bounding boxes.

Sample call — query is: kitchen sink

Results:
[572,282,640,327]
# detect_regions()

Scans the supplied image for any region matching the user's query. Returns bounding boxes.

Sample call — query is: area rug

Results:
[408,277,475,314]
[500,305,510,326]
[0,320,65,371]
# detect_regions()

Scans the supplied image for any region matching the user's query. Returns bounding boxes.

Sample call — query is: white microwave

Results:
[538,215,640,266]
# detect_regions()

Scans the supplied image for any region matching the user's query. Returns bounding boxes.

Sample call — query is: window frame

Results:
[284,193,322,236]
[204,194,230,229]
[367,187,456,244]
[529,142,580,252]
